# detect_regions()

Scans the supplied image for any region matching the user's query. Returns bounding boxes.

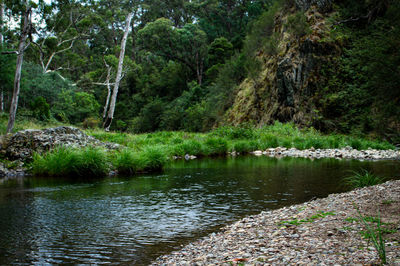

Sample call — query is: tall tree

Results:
[6,3,32,133]
[103,12,134,130]
[0,1,4,112]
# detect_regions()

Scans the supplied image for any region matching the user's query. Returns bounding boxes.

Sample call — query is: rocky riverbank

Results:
[247,146,400,161]
[0,126,120,178]
[153,180,400,265]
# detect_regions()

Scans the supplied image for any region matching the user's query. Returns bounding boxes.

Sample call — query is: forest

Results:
[1,1,400,264]
[0,0,399,143]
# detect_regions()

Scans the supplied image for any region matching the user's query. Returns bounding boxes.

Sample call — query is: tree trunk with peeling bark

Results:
[0,90,3,113]
[0,2,4,45]
[103,12,133,131]
[0,2,4,113]
[7,6,31,133]
[102,59,112,120]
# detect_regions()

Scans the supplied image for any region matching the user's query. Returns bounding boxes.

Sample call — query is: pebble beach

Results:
[153,180,400,265]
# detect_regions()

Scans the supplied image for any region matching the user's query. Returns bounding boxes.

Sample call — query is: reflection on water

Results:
[0,156,399,265]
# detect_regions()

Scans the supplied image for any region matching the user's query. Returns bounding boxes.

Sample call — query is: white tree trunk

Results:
[0,2,4,45]
[0,90,3,113]
[103,12,133,131]
[102,61,112,119]
[1,2,4,113]
[6,6,31,133]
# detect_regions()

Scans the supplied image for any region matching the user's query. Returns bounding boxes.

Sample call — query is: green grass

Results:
[85,122,395,154]
[114,146,168,175]
[0,113,68,135]
[30,146,109,177]
[5,119,396,178]
[278,211,336,226]
[355,207,387,265]
[344,169,385,189]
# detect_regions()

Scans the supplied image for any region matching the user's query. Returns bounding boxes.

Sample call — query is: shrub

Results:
[31,96,50,121]
[82,117,100,129]
[116,120,128,131]
[285,11,311,38]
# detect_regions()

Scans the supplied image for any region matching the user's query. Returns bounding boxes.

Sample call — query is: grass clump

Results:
[232,140,253,153]
[204,137,228,156]
[178,139,204,156]
[31,146,109,177]
[114,146,168,175]
[141,146,168,171]
[211,125,255,139]
[278,211,335,226]
[113,149,146,175]
[344,169,385,189]
[355,207,387,265]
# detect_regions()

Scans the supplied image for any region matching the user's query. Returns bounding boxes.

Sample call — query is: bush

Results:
[285,11,311,38]
[31,96,50,121]
[183,101,207,132]
[131,98,165,133]
[82,117,100,129]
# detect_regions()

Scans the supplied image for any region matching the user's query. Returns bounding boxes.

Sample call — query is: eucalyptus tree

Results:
[4,0,36,133]
[193,0,270,48]
[137,18,208,85]
[30,0,94,77]
[103,11,134,130]
[0,0,4,112]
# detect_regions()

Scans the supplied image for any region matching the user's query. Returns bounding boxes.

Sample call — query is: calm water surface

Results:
[0,156,399,265]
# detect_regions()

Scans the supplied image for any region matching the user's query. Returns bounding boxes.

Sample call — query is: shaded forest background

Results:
[0,0,399,143]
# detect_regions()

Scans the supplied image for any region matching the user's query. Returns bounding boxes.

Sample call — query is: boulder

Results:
[2,126,120,160]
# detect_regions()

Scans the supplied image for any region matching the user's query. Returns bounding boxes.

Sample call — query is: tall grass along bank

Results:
[25,122,397,177]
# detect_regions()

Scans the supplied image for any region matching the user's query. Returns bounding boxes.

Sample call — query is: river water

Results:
[0,156,399,265]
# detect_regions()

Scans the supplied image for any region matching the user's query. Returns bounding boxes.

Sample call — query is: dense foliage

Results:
[316,0,400,142]
[0,0,398,143]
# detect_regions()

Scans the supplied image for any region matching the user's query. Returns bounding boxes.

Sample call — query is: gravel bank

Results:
[153,180,400,265]
[247,146,400,161]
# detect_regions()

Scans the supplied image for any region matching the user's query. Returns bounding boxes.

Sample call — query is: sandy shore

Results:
[153,180,400,265]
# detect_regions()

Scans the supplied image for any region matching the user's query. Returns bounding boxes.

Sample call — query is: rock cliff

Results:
[225,2,339,128]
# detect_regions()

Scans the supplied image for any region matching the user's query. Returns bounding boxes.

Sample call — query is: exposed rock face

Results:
[226,5,338,127]
[295,0,332,12]
[1,126,120,160]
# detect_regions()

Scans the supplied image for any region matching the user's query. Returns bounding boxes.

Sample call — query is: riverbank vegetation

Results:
[26,121,395,177]
[1,0,399,143]
[344,169,385,189]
